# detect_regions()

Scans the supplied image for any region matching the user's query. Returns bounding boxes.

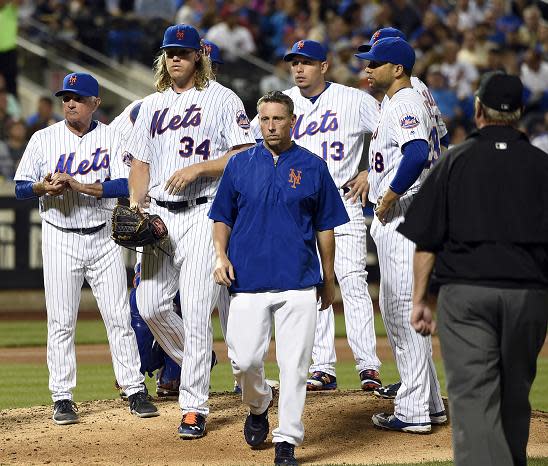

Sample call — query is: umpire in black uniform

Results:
[397,71,548,466]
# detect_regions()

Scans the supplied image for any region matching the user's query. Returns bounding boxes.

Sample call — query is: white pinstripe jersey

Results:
[368,87,436,203]
[126,81,255,202]
[379,78,447,140]
[15,120,128,228]
[409,76,448,140]
[110,99,143,143]
[251,83,380,188]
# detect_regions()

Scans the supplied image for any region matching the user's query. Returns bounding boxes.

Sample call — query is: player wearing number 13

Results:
[356,37,444,432]
[126,24,254,438]
[250,39,382,392]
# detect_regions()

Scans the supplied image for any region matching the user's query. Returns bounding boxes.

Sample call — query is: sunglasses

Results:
[61,94,88,103]
[367,61,389,69]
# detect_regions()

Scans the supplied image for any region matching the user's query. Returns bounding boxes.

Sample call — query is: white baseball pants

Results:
[310,199,380,376]
[227,288,317,446]
[136,202,219,416]
[370,197,444,423]
[42,221,145,402]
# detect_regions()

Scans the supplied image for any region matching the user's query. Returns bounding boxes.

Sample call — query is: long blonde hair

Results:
[153,49,214,92]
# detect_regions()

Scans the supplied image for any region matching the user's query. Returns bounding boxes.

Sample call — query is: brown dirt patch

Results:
[1,339,547,465]
[1,393,547,466]
[2,336,546,365]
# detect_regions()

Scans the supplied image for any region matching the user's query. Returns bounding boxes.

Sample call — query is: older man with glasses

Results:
[14,71,158,425]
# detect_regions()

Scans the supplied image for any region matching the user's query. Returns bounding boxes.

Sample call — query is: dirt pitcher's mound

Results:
[1,391,547,465]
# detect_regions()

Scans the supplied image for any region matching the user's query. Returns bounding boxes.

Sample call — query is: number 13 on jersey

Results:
[321,141,344,161]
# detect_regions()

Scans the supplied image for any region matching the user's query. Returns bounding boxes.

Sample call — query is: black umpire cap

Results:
[476,71,523,112]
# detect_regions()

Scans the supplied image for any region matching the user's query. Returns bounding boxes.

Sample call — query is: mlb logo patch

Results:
[400,114,420,129]
[236,110,250,129]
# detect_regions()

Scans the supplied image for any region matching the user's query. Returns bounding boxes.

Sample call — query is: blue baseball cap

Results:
[202,40,224,65]
[284,40,327,62]
[55,72,99,97]
[160,24,201,50]
[358,27,406,52]
[355,37,415,70]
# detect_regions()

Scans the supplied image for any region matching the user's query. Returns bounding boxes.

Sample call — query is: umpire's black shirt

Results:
[397,125,548,288]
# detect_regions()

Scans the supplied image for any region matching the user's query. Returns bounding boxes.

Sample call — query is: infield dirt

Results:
[1,390,548,465]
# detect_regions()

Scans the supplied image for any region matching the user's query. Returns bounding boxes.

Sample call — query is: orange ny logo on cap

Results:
[297,40,305,49]
[203,43,212,55]
[288,168,302,189]
[372,30,381,42]
[176,29,185,40]
[69,75,77,85]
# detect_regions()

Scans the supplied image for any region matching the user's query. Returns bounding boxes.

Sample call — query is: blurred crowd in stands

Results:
[0,0,547,182]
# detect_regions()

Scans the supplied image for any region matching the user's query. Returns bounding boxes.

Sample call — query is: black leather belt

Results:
[48,221,106,235]
[155,197,209,211]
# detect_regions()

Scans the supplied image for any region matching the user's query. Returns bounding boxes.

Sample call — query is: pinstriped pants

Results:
[309,199,380,376]
[42,221,145,401]
[370,197,444,423]
[136,202,219,416]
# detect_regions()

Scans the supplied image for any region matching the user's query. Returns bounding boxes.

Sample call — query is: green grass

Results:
[0,320,110,347]
[1,358,546,411]
[0,312,545,411]
[0,313,387,348]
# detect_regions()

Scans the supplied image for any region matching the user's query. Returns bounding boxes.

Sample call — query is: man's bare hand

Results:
[374,188,400,225]
[317,277,335,310]
[213,255,235,287]
[50,172,73,187]
[411,301,436,336]
[41,173,67,196]
[165,165,202,195]
[343,170,369,206]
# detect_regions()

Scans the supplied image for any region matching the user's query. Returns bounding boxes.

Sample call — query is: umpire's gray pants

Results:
[437,284,547,466]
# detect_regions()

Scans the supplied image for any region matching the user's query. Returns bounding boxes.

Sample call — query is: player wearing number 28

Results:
[251,40,382,392]
[126,24,254,438]
[356,37,445,432]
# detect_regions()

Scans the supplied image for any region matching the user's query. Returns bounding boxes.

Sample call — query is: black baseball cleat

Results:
[244,407,269,447]
[178,412,207,439]
[128,390,159,418]
[373,381,401,399]
[52,399,79,425]
[274,441,298,465]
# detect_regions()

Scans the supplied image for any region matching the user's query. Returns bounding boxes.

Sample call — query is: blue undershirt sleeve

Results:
[440,132,450,148]
[15,180,37,200]
[389,139,429,195]
[102,178,129,198]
